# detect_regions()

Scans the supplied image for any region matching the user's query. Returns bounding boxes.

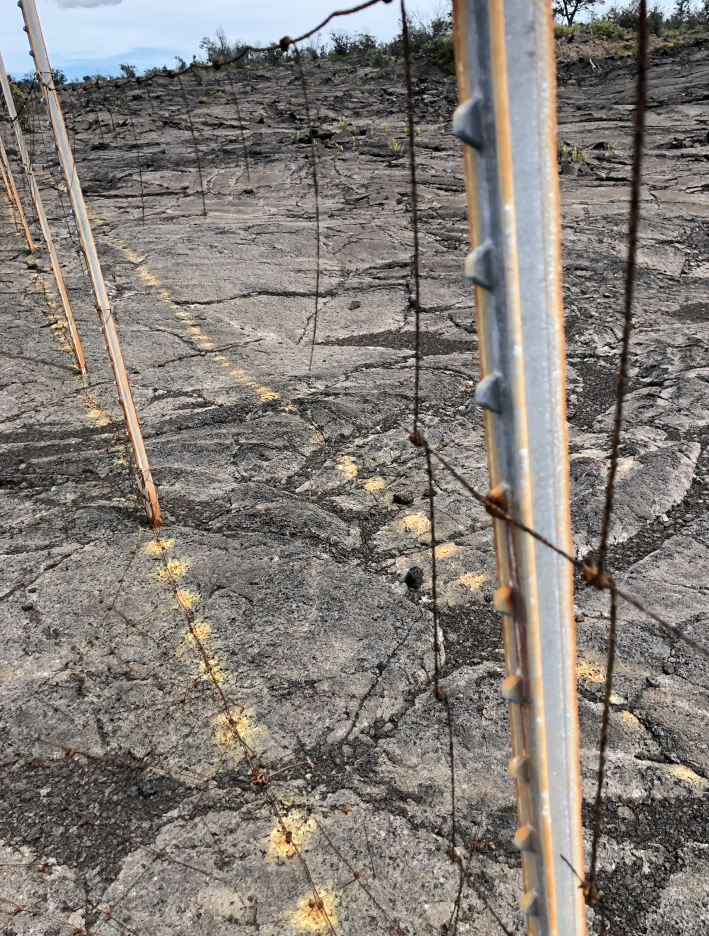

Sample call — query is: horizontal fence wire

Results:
[1,2,707,934]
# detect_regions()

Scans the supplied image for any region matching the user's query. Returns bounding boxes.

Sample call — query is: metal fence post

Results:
[452,1,586,934]
[0,50,86,374]
[19,0,162,528]
[0,123,35,252]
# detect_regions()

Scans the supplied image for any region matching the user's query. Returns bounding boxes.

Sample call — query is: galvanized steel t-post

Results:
[452,1,585,934]
[19,0,162,528]
[0,49,86,374]
[0,123,35,252]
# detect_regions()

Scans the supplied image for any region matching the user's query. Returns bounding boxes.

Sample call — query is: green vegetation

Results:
[193,10,456,77]
[554,1,709,40]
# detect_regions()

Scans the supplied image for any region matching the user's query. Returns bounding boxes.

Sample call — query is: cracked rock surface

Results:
[0,41,708,936]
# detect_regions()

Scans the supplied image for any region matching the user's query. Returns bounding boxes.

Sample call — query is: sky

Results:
[0,0,677,82]
[0,0,447,81]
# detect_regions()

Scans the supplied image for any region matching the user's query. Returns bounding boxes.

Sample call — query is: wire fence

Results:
[0,0,706,933]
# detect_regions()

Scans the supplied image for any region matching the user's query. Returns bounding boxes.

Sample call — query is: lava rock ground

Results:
[0,39,708,936]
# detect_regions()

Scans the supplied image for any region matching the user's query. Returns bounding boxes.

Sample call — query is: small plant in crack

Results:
[570,146,586,164]
[388,139,403,155]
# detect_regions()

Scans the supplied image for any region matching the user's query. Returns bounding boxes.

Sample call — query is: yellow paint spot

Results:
[82,217,315,437]
[457,572,485,591]
[620,710,642,729]
[214,708,261,756]
[180,621,212,649]
[267,810,316,860]
[292,891,338,932]
[175,589,199,610]
[577,661,605,683]
[667,764,707,787]
[393,513,430,536]
[230,369,245,376]
[336,456,358,481]
[157,558,188,580]
[199,342,215,350]
[364,476,386,492]
[435,542,459,560]
[87,408,110,420]
[145,538,174,555]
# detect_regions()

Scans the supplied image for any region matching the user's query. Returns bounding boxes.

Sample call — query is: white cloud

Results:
[52,0,123,8]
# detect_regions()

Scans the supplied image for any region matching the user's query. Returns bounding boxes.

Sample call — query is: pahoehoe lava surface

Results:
[1,40,708,936]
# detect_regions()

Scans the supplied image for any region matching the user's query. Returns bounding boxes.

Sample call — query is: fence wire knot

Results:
[582,561,613,591]
[582,879,603,909]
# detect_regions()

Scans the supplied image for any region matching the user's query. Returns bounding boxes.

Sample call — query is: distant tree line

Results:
[9,1,709,89]
[195,9,455,74]
[553,0,709,32]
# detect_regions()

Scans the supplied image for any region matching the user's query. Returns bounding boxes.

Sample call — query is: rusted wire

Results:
[176,73,207,217]
[98,80,119,143]
[597,0,649,576]
[123,90,146,223]
[87,86,107,145]
[410,432,709,657]
[587,4,649,917]
[399,6,459,889]
[55,0,391,94]
[151,529,337,933]
[292,43,321,370]
[313,817,407,935]
[0,896,139,936]
[400,0,422,433]
[223,68,250,182]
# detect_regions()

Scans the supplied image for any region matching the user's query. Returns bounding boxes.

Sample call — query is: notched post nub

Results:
[452,95,484,149]
[520,889,541,918]
[475,370,503,413]
[465,238,494,289]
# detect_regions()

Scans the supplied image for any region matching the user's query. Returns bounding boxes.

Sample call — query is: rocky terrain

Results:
[0,33,708,936]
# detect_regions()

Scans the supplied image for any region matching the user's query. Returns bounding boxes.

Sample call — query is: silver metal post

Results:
[0,49,86,374]
[0,121,35,252]
[19,0,162,528]
[452,1,585,934]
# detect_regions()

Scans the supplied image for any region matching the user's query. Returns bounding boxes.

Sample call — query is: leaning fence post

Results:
[0,122,35,252]
[0,49,86,374]
[19,0,162,528]
[452,1,585,933]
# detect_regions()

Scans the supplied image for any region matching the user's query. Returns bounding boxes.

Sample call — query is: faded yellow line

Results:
[87,212,301,416]
[145,534,264,762]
